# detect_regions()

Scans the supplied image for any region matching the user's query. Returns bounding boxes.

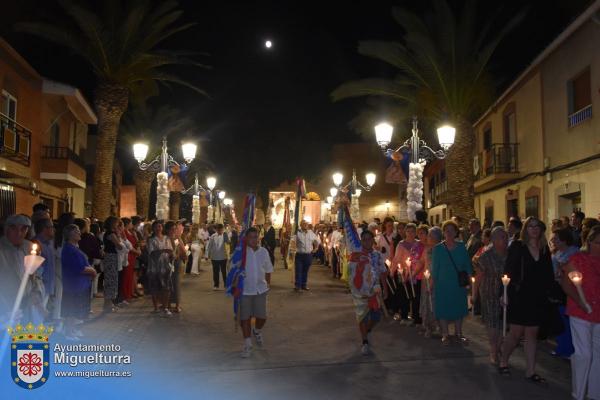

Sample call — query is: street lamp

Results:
[374,116,455,221]
[206,176,216,191]
[132,137,196,220]
[332,169,376,221]
[329,187,338,198]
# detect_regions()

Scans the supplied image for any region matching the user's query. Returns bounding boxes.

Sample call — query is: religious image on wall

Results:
[385,149,409,185]
[269,191,296,229]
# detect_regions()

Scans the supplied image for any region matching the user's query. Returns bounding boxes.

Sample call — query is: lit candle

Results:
[501,274,511,337]
[423,269,432,312]
[30,243,38,256]
[471,276,476,317]
[406,258,415,297]
[398,264,409,298]
[568,271,593,314]
[174,239,180,246]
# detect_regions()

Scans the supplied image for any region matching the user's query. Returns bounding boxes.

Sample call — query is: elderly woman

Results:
[560,225,600,400]
[61,224,97,340]
[476,227,508,364]
[147,220,174,316]
[431,220,473,345]
[499,217,554,383]
[420,226,442,338]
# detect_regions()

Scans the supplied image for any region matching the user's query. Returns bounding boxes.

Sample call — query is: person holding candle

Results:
[0,214,41,322]
[499,217,554,383]
[378,217,399,319]
[420,226,442,338]
[560,225,600,400]
[394,223,424,325]
[476,227,508,364]
[61,224,97,340]
[431,220,473,345]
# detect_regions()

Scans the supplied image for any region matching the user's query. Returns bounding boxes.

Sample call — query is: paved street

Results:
[80,256,573,400]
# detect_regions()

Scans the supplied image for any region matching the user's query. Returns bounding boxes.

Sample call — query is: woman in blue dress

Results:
[431,220,473,345]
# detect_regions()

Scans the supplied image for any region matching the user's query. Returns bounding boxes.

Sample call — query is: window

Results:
[568,68,591,114]
[525,196,539,219]
[483,127,492,150]
[50,122,60,147]
[0,184,16,219]
[525,187,541,219]
[1,90,17,120]
[1,90,17,128]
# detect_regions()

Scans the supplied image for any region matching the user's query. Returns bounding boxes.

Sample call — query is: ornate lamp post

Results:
[332,169,376,221]
[374,116,455,221]
[133,137,196,220]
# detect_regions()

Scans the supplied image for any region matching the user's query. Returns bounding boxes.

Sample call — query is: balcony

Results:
[40,146,86,188]
[568,104,592,128]
[0,112,31,170]
[474,143,519,192]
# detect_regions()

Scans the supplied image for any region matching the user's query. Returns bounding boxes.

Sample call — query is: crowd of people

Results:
[306,211,598,399]
[1,204,598,398]
[0,203,261,337]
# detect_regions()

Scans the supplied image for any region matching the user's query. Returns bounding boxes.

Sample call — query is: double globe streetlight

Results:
[374,116,455,221]
[180,173,226,224]
[329,169,376,221]
[133,137,197,220]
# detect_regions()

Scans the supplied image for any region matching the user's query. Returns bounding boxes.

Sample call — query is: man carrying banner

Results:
[238,227,273,358]
[348,229,388,355]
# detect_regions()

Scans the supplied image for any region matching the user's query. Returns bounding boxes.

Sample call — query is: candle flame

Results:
[30,243,38,255]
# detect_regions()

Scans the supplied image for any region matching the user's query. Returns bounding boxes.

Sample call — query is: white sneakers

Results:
[241,329,265,357]
[241,344,252,358]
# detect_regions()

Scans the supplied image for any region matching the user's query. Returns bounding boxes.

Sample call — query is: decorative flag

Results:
[292,178,305,234]
[338,201,361,253]
[225,194,256,327]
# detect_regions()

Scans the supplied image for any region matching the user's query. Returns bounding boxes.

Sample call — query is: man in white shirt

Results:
[239,227,273,358]
[206,224,229,290]
[293,220,319,291]
[330,226,343,278]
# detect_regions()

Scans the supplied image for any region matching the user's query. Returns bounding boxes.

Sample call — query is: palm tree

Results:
[332,0,525,220]
[119,105,196,219]
[17,0,208,220]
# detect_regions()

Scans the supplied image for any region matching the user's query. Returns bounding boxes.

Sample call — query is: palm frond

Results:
[331,78,417,103]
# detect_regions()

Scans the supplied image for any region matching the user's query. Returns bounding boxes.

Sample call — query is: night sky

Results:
[1,0,592,194]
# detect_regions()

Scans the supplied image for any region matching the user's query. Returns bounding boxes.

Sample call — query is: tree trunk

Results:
[91,83,129,221]
[133,169,154,219]
[169,191,181,220]
[445,119,476,222]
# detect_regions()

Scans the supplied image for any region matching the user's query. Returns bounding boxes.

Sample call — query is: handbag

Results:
[444,242,470,287]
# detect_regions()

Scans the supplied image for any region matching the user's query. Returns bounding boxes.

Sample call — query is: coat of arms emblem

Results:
[8,323,53,390]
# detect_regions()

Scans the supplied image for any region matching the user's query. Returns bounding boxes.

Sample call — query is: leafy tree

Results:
[17,0,208,220]
[332,0,525,219]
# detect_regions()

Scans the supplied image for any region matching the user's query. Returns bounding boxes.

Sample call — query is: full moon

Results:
[265,40,273,49]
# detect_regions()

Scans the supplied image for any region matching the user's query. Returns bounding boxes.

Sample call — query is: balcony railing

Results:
[0,112,31,166]
[568,104,592,128]
[42,146,85,168]
[475,143,519,181]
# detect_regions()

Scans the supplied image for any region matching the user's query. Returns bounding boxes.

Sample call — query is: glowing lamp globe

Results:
[133,143,149,163]
[332,172,343,186]
[181,142,197,163]
[218,191,226,200]
[223,198,233,206]
[375,122,394,149]
[206,177,217,190]
[354,189,362,198]
[326,196,333,204]
[437,125,456,150]
[365,172,376,187]
[330,187,338,197]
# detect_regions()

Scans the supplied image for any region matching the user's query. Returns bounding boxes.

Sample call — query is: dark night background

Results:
[1,0,593,194]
